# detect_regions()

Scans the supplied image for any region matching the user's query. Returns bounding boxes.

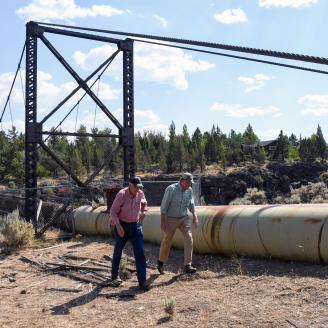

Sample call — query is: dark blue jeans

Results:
[112,221,146,284]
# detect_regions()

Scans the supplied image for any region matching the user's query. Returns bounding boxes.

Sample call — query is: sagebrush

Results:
[273,182,328,204]
[230,188,267,205]
[0,209,35,247]
[164,297,176,316]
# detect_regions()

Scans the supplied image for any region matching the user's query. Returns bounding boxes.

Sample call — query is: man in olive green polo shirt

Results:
[157,172,198,274]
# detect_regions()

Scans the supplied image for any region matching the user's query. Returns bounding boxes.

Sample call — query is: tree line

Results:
[0,122,327,183]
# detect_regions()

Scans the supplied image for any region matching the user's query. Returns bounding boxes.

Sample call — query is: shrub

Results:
[230,188,267,205]
[254,175,264,187]
[119,256,127,272]
[272,195,286,204]
[320,171,328,185]
[291,182,328,203]
[0,209,35,248]
[42,187,55,196]
[7,181,16,189]
[230,197,252,205]
[275,182,328,204]
[164,297,176,316]
[119,256,131,280]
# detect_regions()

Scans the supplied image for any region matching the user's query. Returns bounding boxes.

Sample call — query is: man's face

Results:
[180,179,192,191]
[129,183,141,196]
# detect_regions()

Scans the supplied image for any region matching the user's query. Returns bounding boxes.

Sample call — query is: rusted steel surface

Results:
[72,204,328,263]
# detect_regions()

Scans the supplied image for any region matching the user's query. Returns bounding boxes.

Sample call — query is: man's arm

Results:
[188,191,198,227]
[139,191,148,223]
[160,213,167,232]
[160,186,173,232]
[110,192,125,237]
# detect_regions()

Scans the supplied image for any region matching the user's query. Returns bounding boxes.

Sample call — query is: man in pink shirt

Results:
[110,177,149,290]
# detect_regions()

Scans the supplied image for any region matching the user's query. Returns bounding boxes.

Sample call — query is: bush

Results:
[42,187,55,196]
[320,171,328,185]
[164,297,176,316]
[7,181,16,189]
[230,188,267,205]
[274,182,328,204]
[254,175,264,187]
[0,209,35,248]
[291,182,328,203]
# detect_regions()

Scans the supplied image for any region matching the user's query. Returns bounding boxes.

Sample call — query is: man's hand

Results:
[116,224,124,237]
[160,213,166,232]
[160,221,166,232]
[193,214,199,228]
[139,212,146,223]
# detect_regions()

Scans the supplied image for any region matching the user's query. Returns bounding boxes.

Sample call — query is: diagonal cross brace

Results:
[41,49,120,124]
[40,34,122,130]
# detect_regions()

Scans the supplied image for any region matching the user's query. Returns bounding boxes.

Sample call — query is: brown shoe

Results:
[157,260,164,275]
[185,265,196,274]
[139,280,151,291]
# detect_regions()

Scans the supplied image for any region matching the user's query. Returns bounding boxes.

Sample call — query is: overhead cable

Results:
[0,43,26,123]
[36,22,328,66]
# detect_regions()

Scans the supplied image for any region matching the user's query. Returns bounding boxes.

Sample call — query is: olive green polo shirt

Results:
[160,182,195,217]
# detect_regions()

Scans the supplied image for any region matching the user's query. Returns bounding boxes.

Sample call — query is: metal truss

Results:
[25,21,135,223]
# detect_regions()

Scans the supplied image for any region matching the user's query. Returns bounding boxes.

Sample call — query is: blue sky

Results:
[1,0,328,141]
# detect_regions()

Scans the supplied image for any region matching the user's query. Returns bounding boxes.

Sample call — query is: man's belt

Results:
[169,215,186,219]
[119,220,138,224]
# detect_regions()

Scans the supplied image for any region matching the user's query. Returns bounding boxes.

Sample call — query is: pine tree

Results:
[75,125,93,174]
[316,125,327,162]
[273,130,289,162]
[243,123,259,144]
[166,121,177,173]
[191,128,205,172]
[299,137,317,163]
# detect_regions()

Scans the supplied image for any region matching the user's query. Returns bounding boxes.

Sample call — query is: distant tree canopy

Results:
[0,123,327,184]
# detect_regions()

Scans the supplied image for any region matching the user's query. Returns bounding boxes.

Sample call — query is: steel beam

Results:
[121,39,135,182]
[25,22,39,225]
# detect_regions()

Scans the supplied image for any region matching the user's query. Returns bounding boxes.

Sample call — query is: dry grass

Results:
[1,235,328,327]
[164,297,176,316]
[0,210,35,248]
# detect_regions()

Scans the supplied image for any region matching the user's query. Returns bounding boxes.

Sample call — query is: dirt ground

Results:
[1,233,328,328]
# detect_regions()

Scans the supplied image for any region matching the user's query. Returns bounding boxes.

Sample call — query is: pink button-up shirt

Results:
[110,187,147,226]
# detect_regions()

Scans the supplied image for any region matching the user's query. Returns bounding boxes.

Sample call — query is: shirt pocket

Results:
[170,196,181,210]
[181,193,190,209]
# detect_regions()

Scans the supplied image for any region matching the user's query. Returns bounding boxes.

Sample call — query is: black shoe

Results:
[185,265,196,274]
[139,281,151,291]
[157,260,164,275]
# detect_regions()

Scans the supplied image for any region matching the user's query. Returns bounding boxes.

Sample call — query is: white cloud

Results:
[214,8,247,24]
[154,15,168,28]
[0,70,121,127]
[73,43,215,90]
[135,110,168,134]
[113,108,168,134]
[0,120,25,133]
[258,0,318,8]
[299,94,328,116]
[301,107,328,116]
[238,73,273,92]
[57,111,117,133]
[210,103,281,118]
[15,0,127,22]
[256,128,281,139]
[43,107,168,136]
[299,94,328,104]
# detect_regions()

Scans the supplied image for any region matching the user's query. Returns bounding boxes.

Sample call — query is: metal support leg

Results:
[122,39,135,181]
[25,22,38,225]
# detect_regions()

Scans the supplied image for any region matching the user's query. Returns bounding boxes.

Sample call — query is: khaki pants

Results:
[159,215,193,266]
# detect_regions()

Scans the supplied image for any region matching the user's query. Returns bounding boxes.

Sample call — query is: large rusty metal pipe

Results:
[72,204,328,264]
